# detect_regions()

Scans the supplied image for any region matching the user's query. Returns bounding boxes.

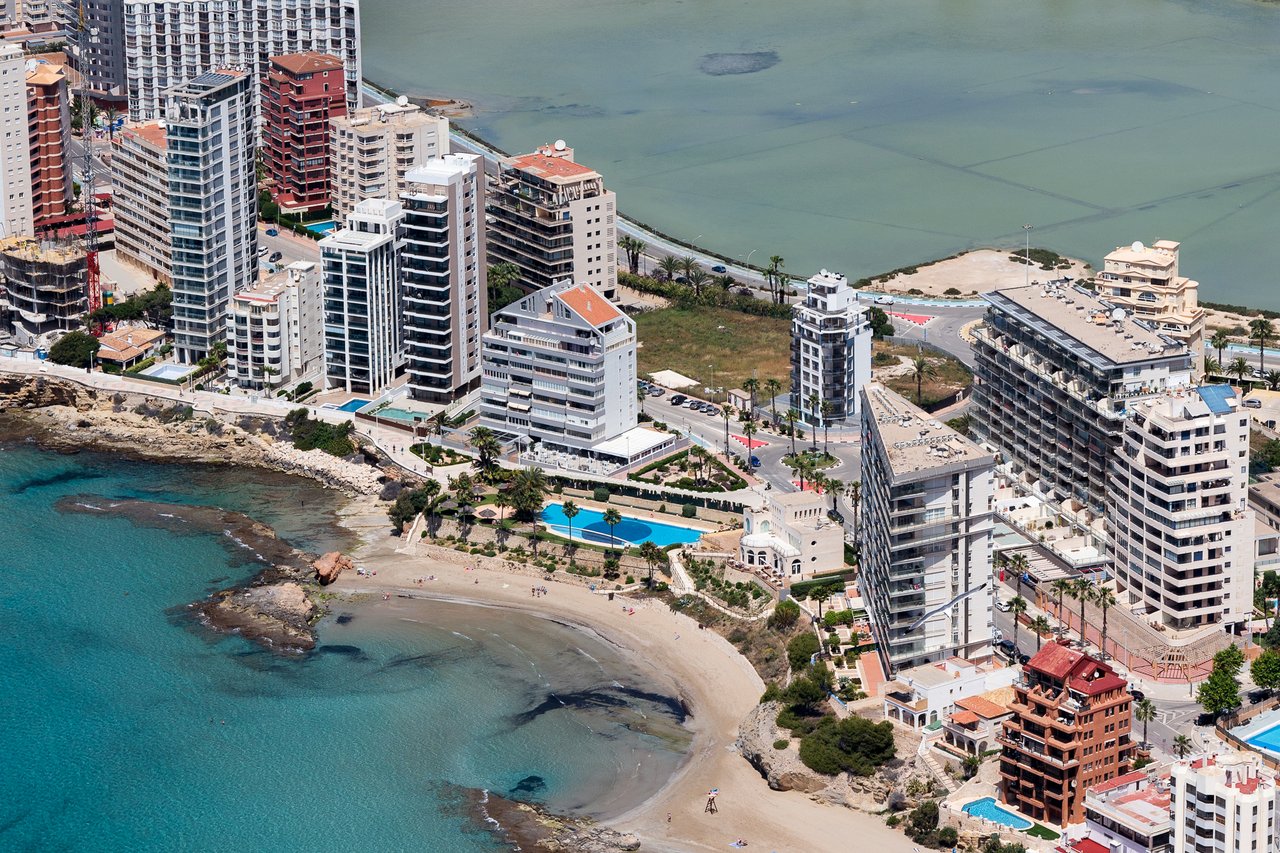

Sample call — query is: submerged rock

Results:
[200,581,319,654]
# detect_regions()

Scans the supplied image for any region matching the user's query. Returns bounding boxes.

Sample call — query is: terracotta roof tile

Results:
[954,695,1009,718]
[557,283,621,327]
[950,710,980,725]
[269,52,344,75]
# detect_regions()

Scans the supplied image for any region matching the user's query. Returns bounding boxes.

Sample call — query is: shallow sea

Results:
[0,443,687,851]
[364,0,1280,307]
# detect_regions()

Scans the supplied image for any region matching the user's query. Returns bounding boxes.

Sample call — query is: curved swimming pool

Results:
[540,503,703,548]
[962,797,1032,831]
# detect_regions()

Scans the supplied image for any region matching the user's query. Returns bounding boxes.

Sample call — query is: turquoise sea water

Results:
[0,443,687,850]
[364,0,1280,308]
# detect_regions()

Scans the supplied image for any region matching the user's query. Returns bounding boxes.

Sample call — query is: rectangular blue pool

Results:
[540,503,702,548]
[305,220,337,234]
[1246,722,1280,756]
[138,362,194,381]
[335,398,370,413]
[962,797,1032,831]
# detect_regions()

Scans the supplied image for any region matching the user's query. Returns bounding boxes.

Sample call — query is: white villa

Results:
[739,488,843,583]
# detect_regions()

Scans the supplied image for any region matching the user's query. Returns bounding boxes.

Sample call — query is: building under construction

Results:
[0,236,88,346]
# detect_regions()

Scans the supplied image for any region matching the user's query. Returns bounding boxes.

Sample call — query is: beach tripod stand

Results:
[704,793,718,814]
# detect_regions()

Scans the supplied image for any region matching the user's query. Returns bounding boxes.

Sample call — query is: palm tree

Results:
[767,255,785,304]
[469,425,501,477]
[1173,734,1193,759]
[788,454,812,491]
[657,255,681,282]
[602,507,622,550]
[742,377,760,417]
[820,400,835,455]
[1227,356,1251,389]
[619,235,645,275]
[1071,577,1093,645]
[1203,355,1221,383]
[562,500,580,546]
[810,471,828,500]
[846,481,862,537]
[638,540,663,587]
[421,479,442,534]
[1267,369,1280,391]
[1029,615,1051,651]
[721,403,736,459]
[1051,577,1073,627]
[1093,586,1117,656]
[785,407,801,459]
[1134,698,1156,749]
[1009,596,1028,652]
[910,354,936,406]
[637,385,646,415]
[1210,328,1231,366]
[742,418,758,461]
[764,378,783,426]
[426,410,448,447]
[1007,551,1030,597]
[687,268,710,297]
[489,261,520,289]
[1251,317,1275,375]
[493,492,511,527]
[825,476,843,513]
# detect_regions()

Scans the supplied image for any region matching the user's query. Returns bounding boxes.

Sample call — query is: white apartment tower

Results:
[227,261,322,392]
[1171,754,1278,853]
[791,268,873,424]
[164,70,257,364]
[860,382,997,675]
[330,100,449,221]
[0,45,33,238]
[1096,240,1205,372]
[399,153,486,403]
[120,0,361,121]
[1110,385,1255,632]
[480,279,637,454]
[487,141,618,300]
[319,198,404,396]
[110,122,171,284]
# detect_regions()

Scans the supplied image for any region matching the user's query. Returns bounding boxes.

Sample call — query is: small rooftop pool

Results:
[962,797,1032,831]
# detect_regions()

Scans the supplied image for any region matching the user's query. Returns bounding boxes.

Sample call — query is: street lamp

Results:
[746,249,758,267]
[1022,224,1033,288]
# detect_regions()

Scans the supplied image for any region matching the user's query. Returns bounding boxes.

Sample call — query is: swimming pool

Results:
[962,797,1032,831]
[138,362,194,382]
[335,399,370,413]
[1246,721,1280,756]
[367,406,425,424]
[305,220,337,234]
[540,503,703,548]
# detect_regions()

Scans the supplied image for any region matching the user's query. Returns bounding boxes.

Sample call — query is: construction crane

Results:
[75,0,102,325]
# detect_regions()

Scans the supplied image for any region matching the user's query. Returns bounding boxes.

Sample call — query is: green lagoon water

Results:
[0,443,687,850]
[364,0,1280,307]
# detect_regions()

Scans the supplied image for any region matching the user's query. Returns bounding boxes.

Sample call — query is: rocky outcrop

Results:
[465,789,642,852]
[0,373,85,409]
[313,551,354,585]
[736,701,829,793]
[200,581,319,654]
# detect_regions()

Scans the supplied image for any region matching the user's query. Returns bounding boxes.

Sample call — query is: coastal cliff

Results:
[0,374,387,495]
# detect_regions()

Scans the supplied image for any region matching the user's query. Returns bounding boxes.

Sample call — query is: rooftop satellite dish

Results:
[1131,241,1144,252]
[554,139,567,151]
[396,95,408,106]
[1111,307,1126,322]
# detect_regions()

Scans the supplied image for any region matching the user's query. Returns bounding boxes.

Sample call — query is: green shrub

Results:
[787,632,820,671]
[681,503,697,518]
[937,827,959,847]
[773,739,790,750]
[48,331,100,367]
[769,598,801,630]
[593,486,610,502]
[797,715,896,776]
[284,408,355,456]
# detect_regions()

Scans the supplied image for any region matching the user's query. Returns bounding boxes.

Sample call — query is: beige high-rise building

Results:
[330,100,449,221]
[111,122,171,284]
[487,141,618,300]
[0,44,32,238]
[1096,239,1205,370]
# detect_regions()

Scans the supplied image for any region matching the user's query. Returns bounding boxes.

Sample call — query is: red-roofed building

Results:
[1080,768,1172,853]
[261,53,347,214]
[26,61,71,228]
[999,640,1134,826]
[488,141,619,300]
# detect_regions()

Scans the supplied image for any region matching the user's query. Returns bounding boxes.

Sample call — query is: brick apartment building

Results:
[261,52,346,214]
[25,60,70,227]
[999,641,1134,826]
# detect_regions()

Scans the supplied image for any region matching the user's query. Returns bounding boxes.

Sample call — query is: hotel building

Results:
[971,282,1194,519]
[164,70,257,364]
[790,268,873,424]
[0,45,32,238]
[110,121,171,284]
[399,154,486,402]
[487,141,618,300]
[739,488,844,582]
[330,100,449,221]
[859,382,996,674]
[319,198,404,395]
[25,59,70,227]
[260,52,346,214]
[1109,386,1254,632]
[227,261,322,392]
[999,642,1133,827]
[1095,240,1205,372]
[1171,753,1278,853]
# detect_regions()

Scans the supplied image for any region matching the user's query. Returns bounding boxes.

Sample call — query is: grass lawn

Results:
[635,306,791,396]
[876,341,973,410]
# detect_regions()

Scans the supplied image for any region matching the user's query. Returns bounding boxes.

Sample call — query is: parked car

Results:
[874,294,895,305]
[711,264,727,273]
[995,598,1011,612]
[670,394,687,405]
[265,227,278,237]
[269,251,283,263]
[992,628,1003,642]
[1129,688,1146,702]
[705,407,719,417]
[1017,653,1031,665]
[686,399,701,409]
[1244,398,1262,409]
[258,247,269,258]
[648,387,664,397]
[997,639,1017,656]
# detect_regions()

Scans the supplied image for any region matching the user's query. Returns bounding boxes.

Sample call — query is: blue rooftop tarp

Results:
[1195,384,1237,414]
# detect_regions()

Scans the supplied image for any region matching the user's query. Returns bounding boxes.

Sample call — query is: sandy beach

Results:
[332,501,917,853]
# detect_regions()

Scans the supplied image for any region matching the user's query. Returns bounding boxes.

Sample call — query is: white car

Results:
[874,294,895,305]
[995,598,1011,612]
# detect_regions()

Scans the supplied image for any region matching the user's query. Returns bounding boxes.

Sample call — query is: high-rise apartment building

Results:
[1096,240,1205,371]
[65,0,128,103]
[1110,386,1255,632]
[1171,753,1278,853]
[0,45,32,238]
[971,282,1194,518]
[400,153,486,402]
[164,70,256,364]
[0,235,86,344]
[859,382,996,674]
[487,141,617,300]
[110,121,171,284]
[480,279,637,454]
[998,641,1134,827]
[791,268,873,424]
[319,198,404,395]
[330,100,448,221]
[25,60,71,227]
[228,261,322,391]
[261,52,346,214]
[119,0,361,122]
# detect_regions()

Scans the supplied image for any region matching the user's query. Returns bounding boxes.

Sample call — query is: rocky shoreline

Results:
[461,787,642,852]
